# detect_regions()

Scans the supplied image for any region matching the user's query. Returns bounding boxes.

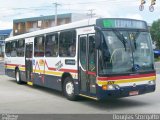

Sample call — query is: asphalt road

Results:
[0,61,160,114]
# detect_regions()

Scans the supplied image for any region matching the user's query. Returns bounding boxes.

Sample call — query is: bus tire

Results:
[15,69,23,84]
[63,77,78,101]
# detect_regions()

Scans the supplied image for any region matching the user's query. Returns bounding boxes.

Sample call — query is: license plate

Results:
[129,91,139,96]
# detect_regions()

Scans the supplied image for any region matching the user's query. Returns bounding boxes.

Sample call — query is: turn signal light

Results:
[102,85,108,90]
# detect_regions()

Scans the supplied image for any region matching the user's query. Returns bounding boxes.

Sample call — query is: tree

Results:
[150,19,160,49]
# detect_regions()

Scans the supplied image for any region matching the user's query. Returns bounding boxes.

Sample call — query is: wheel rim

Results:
[66,81,74,96]
[16,72,19,82]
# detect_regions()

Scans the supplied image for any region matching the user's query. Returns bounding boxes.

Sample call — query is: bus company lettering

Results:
[65,59,76,65]
[55,61,63,71]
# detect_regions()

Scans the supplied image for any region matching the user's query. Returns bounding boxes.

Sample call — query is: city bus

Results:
[5,18,156,100]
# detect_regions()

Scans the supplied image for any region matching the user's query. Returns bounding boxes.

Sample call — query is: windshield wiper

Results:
[113,30,127,51]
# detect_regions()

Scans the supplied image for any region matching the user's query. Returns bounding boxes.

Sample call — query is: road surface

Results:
[0,61,160,114]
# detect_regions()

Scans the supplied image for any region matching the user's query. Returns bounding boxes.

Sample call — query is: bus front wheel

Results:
[63,77,78,101]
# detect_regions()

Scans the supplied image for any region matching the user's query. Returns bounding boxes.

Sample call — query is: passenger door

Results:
[25,37,34,82]
[79,34,96,95]
[25,42,33,82]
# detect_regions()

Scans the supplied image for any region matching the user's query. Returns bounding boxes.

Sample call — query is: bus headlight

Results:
[108,84,120,90]
[102,84,120,90]
[148,80,155,85]
[108,85,115,90]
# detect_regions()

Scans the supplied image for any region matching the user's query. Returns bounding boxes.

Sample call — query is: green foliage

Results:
[150,19,160,49]
[154,57,160,62]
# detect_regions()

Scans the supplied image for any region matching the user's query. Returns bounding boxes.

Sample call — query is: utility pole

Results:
[53,2,61,26]
[87,9,96,18]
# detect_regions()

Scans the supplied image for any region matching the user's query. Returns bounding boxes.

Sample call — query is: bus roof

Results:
[5,18,147,42]
[5,18,97,41]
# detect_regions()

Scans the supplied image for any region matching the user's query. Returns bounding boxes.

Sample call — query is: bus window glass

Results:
[17,39,24,57]
[80,37,87,69]
[88,35,96,72]
[10,41,17,57]
[5,42,11,57]
[59,30,76,57]
[34,36,44,57]
[45,33,58,57]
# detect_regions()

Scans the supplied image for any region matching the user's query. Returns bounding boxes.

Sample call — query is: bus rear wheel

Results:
[63,77,78,101]
[15,69,23,84]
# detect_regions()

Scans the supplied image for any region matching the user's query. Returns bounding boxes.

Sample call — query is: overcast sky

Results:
[0,0,160,29]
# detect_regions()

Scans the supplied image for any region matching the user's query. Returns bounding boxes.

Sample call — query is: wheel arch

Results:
[61,72,79,101]
[61,72,73,89]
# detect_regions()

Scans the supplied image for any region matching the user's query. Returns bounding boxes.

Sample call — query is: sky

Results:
[0,0,160,30]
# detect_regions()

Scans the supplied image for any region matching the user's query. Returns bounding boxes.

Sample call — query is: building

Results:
[13,13,88,36]
[0,29,12,57]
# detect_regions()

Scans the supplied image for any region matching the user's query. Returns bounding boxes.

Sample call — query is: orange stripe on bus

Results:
[97,73,156,81]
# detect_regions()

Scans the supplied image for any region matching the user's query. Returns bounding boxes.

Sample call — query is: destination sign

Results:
[96,18,147,29]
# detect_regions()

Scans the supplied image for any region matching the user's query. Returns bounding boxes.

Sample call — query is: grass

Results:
[154,57,160,62]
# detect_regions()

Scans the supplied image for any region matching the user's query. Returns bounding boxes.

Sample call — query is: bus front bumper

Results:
[97,84,155,100]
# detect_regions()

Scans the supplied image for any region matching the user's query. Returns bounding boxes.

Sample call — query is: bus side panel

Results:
[5,57,16,78]
[44,75,62,91]
[5,68,15,78]
[33,73,44,86]
[5,56,26,80]
[20,70,27,82]
[32,72,78,92]
[31,57,79,92]
[32,73,62,91]
[32,57,63,91]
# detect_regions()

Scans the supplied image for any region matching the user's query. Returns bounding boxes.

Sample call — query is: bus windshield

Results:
[98,30,154,75]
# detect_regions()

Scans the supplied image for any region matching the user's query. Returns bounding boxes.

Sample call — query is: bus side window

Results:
[10,41,17,57]
[45,33,58,57]
[5,42,11,57]
[17,39,25,57]
[34,36,45,57]
[59,30,76,57]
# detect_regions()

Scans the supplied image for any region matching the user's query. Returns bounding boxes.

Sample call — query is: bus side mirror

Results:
[95,31,101,49]
[95,26,102,49]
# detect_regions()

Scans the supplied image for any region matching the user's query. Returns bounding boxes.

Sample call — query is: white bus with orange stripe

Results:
[5,18,156,100]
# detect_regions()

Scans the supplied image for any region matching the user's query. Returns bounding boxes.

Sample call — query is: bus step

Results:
[27,81,33,86]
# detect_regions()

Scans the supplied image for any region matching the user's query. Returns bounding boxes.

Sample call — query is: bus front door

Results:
[25,42,33,82]
[79,34,96,95]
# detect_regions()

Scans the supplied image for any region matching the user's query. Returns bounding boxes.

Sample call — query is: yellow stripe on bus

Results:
[6,66,15,69]
[19,67,25,71]
[5,65,78,79]
[34,69,78,79]
[34,70,62,76]
[6,65,25,71]
[97,76,156,85]
[79,94,98,100]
